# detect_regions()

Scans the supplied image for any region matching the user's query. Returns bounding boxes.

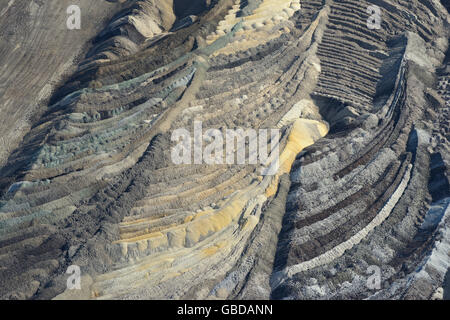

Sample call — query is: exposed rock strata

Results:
[0,0,449,300]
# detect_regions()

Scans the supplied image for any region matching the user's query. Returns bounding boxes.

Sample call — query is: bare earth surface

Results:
[0,0,449,300]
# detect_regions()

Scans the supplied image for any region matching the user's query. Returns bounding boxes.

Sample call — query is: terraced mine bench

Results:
[0,0,449,300]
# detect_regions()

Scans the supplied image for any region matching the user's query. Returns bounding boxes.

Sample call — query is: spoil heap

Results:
[0,0,448,300]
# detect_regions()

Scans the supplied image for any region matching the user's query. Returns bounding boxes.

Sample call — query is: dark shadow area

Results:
[374,35,407,104]
[311,96,360,135]
[441,0,450,13]
[444,268,450,300]
[443,43,450,67]
[428,152,450,202]
[174,0,209,19]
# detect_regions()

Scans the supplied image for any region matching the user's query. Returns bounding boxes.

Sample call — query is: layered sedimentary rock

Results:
[0,0,449,300]
[0,0,126,168]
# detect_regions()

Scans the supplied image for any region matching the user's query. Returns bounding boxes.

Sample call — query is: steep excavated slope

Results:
[0,0,126,168]
[0,0,449,300]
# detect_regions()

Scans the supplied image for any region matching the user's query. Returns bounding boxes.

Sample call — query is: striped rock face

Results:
[0,0,449,300]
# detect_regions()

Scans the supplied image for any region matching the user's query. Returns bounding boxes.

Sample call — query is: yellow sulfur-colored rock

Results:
[279,119,328,173]
[266,119,328,197]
